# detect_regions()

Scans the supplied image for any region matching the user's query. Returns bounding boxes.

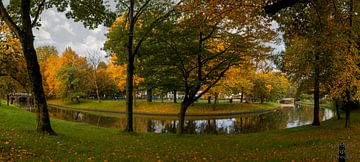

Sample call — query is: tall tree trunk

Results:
[173,90,177,103]
[345,103,350,128]
[177,101,190,134]
[344,0,353,129]
[241,87,244,103]
[213,93,218,111]
[21,33,54,134]
[214,93,218,105]
[188,120,196,134]
[17,1,54,134]
[146,89,152,103]
[312,54,321,126]
[94,74,100,102]
[208,96,211,104]
[7,94,9,106]
[125,60,134,132]
[147,120,152,132]
[344,90,352,128]
[125,0,135,132]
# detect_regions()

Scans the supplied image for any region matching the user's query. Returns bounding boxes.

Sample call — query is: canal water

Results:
[21,104,335,134]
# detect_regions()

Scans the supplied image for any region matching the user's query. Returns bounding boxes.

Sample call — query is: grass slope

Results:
[0,103,359,161]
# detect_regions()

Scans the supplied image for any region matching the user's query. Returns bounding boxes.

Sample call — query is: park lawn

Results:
[301,99,333,108]
[47,99,279,114]
[1,103,360,161]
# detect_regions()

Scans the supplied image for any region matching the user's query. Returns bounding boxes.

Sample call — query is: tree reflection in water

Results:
[21,104,334,135]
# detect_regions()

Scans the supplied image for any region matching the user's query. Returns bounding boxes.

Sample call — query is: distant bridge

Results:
[7,93,33,105]
[280,98,295,107]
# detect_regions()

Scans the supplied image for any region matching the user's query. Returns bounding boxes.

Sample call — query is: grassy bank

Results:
[300,99,333,108]
[1,104,360,161]
[48,99,279,114]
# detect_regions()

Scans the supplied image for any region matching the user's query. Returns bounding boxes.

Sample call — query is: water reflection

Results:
[21,104,335,135]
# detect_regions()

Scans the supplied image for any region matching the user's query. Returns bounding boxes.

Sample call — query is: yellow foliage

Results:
[109,15,128,32]
[106,55,143,91]
[43,55,62,96]
[205,65,255,97]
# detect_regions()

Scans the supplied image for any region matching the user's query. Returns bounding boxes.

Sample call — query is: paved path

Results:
[48,104,279,117]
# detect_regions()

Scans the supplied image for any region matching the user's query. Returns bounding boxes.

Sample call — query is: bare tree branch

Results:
[200,24,218,42]
[133,0,151,24]
[31,0,46,27]
[194,62,232,101]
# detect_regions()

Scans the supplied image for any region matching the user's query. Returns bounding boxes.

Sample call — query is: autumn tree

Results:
[0,0,124,134]
[135,15,185,104]
[95,62,118,99]
[326,0,359,128]
[221,65,255,103]
[42,51,62,97]
[140,0,275,134]
[270,1,348,125]
[0,22,30,92]
[272,0,359,127]
[252,73,271,104]
[55,48,92,101]
[103,1,178,131]
[86,51,102,101]
[106,55,143,94]
[0,0,58,134]
[251,72,290,103]
[203,64,256,105]
[36,46,59,97]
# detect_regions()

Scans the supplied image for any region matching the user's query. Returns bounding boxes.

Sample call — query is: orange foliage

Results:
[106,55,143,92]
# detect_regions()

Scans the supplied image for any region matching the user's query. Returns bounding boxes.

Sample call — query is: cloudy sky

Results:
[33,8,109,60]
[2,0,109,60]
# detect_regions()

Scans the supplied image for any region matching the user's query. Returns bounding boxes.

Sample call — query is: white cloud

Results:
[32,8,108,61]
[33,29,55,46]
[54,22,74,35]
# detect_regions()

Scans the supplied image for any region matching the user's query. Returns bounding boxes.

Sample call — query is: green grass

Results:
[1,104,360,161]
[301,99,333,108]
[48,99,279,115]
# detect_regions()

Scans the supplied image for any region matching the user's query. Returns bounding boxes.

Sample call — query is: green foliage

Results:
[55,66,84,99]
[274,0,360,102]
[250,72,290,103]
[300,93,313,100]
[0,77,21,97]
[252,77,267,103]
[4,0,115,29]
